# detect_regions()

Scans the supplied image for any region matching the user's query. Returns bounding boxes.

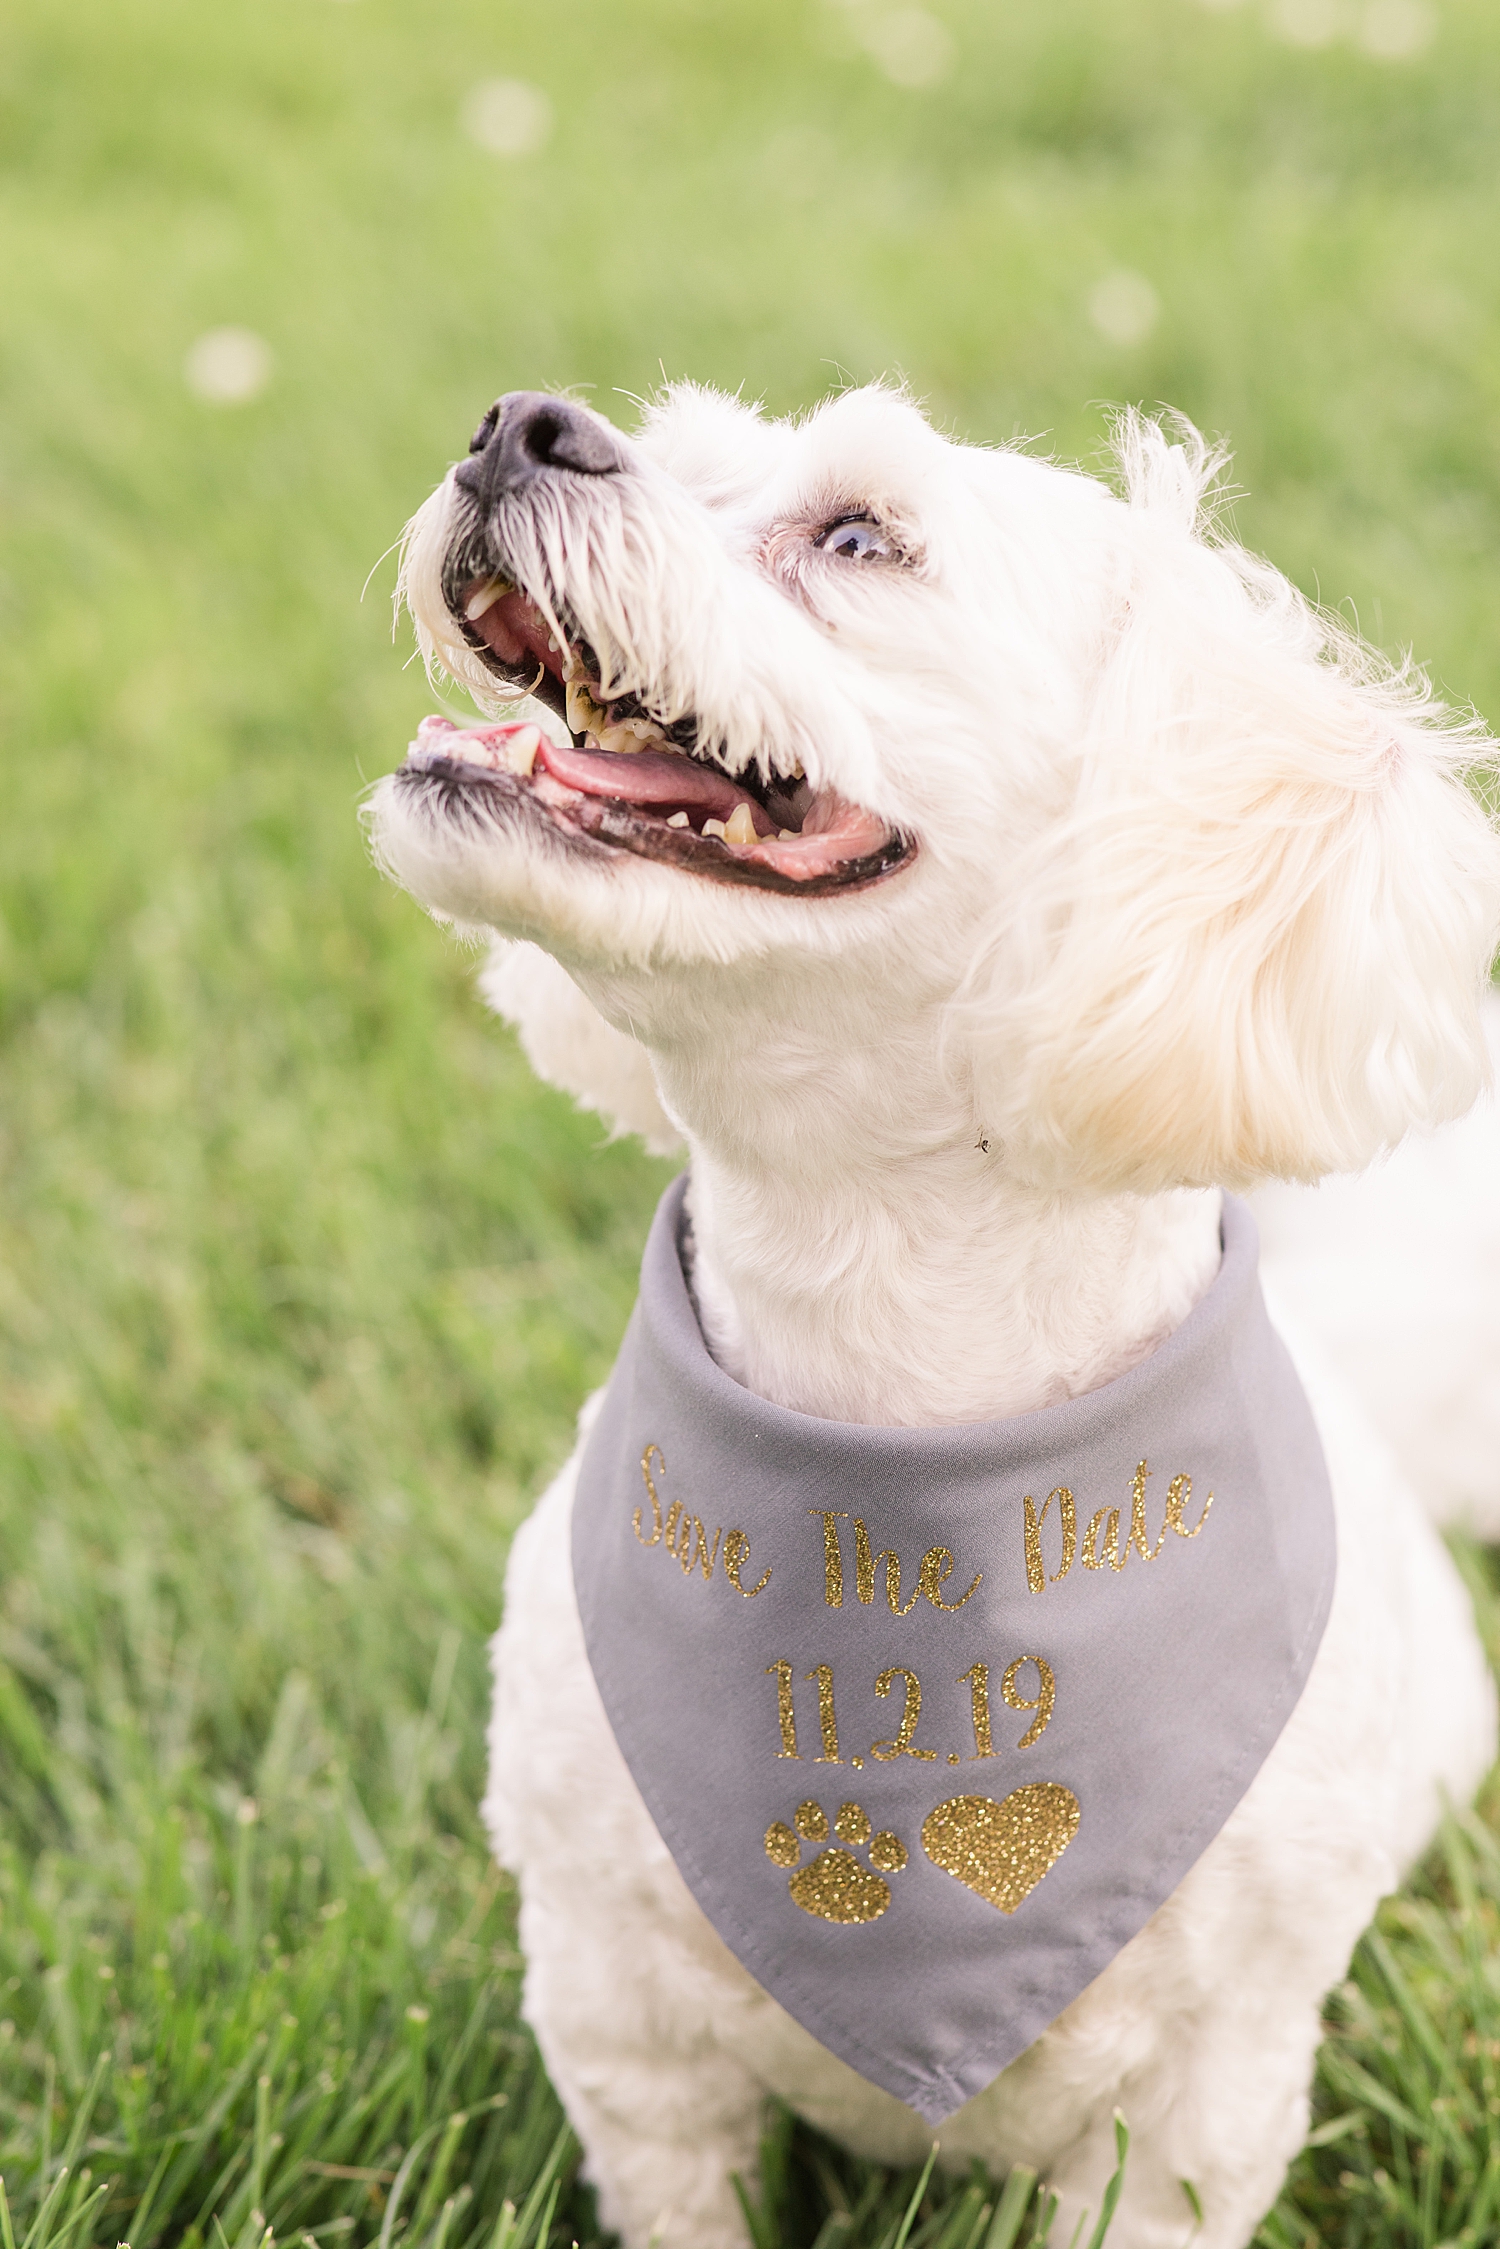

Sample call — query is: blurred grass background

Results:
[3,0,1500,2242]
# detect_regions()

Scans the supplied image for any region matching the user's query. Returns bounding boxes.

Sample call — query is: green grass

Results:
[3,0,1500,2240]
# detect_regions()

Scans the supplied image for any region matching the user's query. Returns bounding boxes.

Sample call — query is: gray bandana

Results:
[571,1178,1335,2124]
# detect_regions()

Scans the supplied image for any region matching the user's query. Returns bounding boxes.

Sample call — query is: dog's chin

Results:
[395,580,915,905]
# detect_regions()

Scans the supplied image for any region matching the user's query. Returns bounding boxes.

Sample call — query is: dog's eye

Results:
[814,514,893,564]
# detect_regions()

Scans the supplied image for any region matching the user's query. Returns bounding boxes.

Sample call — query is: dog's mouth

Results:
[395,578,913,897]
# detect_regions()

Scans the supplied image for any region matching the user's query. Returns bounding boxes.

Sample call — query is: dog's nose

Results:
[454,392,623,508]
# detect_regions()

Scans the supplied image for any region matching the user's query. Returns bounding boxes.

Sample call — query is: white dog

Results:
[370,383,1500,2249]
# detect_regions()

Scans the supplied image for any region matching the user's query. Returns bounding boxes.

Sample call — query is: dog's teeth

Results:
[723,803,759,847]
[566,679,608,737]
[666,810,690,828]
[463,576,511,622]
[779,828,798,840]
[598,724,647,756]
[787,760,805,781]
[702,818,728,840]
[505,725,542,778]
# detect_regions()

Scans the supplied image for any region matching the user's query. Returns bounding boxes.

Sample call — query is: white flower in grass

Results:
[1356,0,1435,56]
[1088,271,1161,348]
[860,9,955,88]
[184,327,273,405]
[462,78,553,157]
[1267,0,1348,44]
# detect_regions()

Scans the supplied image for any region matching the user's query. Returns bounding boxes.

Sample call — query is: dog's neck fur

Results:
[641,976,1224,1430]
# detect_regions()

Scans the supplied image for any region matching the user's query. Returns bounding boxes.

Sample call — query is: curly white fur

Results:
[372,383,1500,2249]
[1253,993,1500,1537]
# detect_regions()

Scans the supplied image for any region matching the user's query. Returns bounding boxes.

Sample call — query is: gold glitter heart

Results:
[920,1785,1080,1914]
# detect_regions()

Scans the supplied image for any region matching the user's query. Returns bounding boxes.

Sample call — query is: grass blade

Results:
[1028,2189,1059,2248]
[884,2146,939,2249]
[1083,2114,1128,2249]
[505,2125,573,2249]
[983,2167,1036,2249]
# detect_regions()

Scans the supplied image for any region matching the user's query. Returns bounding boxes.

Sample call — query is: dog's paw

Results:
[763,1799,908,1924]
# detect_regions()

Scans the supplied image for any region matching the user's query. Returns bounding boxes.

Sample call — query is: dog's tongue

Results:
[408,714,894,880]
[536,739,772,829]
[541,740,891,872]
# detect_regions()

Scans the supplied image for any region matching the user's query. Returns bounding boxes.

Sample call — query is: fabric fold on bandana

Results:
[571,1177,1335,2123]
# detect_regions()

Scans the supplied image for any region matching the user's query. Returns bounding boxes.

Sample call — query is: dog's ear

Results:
[478,942,685,1156]
[959,417,1500,1193]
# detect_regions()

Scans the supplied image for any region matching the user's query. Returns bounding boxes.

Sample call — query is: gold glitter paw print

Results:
[764,1799,908,1924]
